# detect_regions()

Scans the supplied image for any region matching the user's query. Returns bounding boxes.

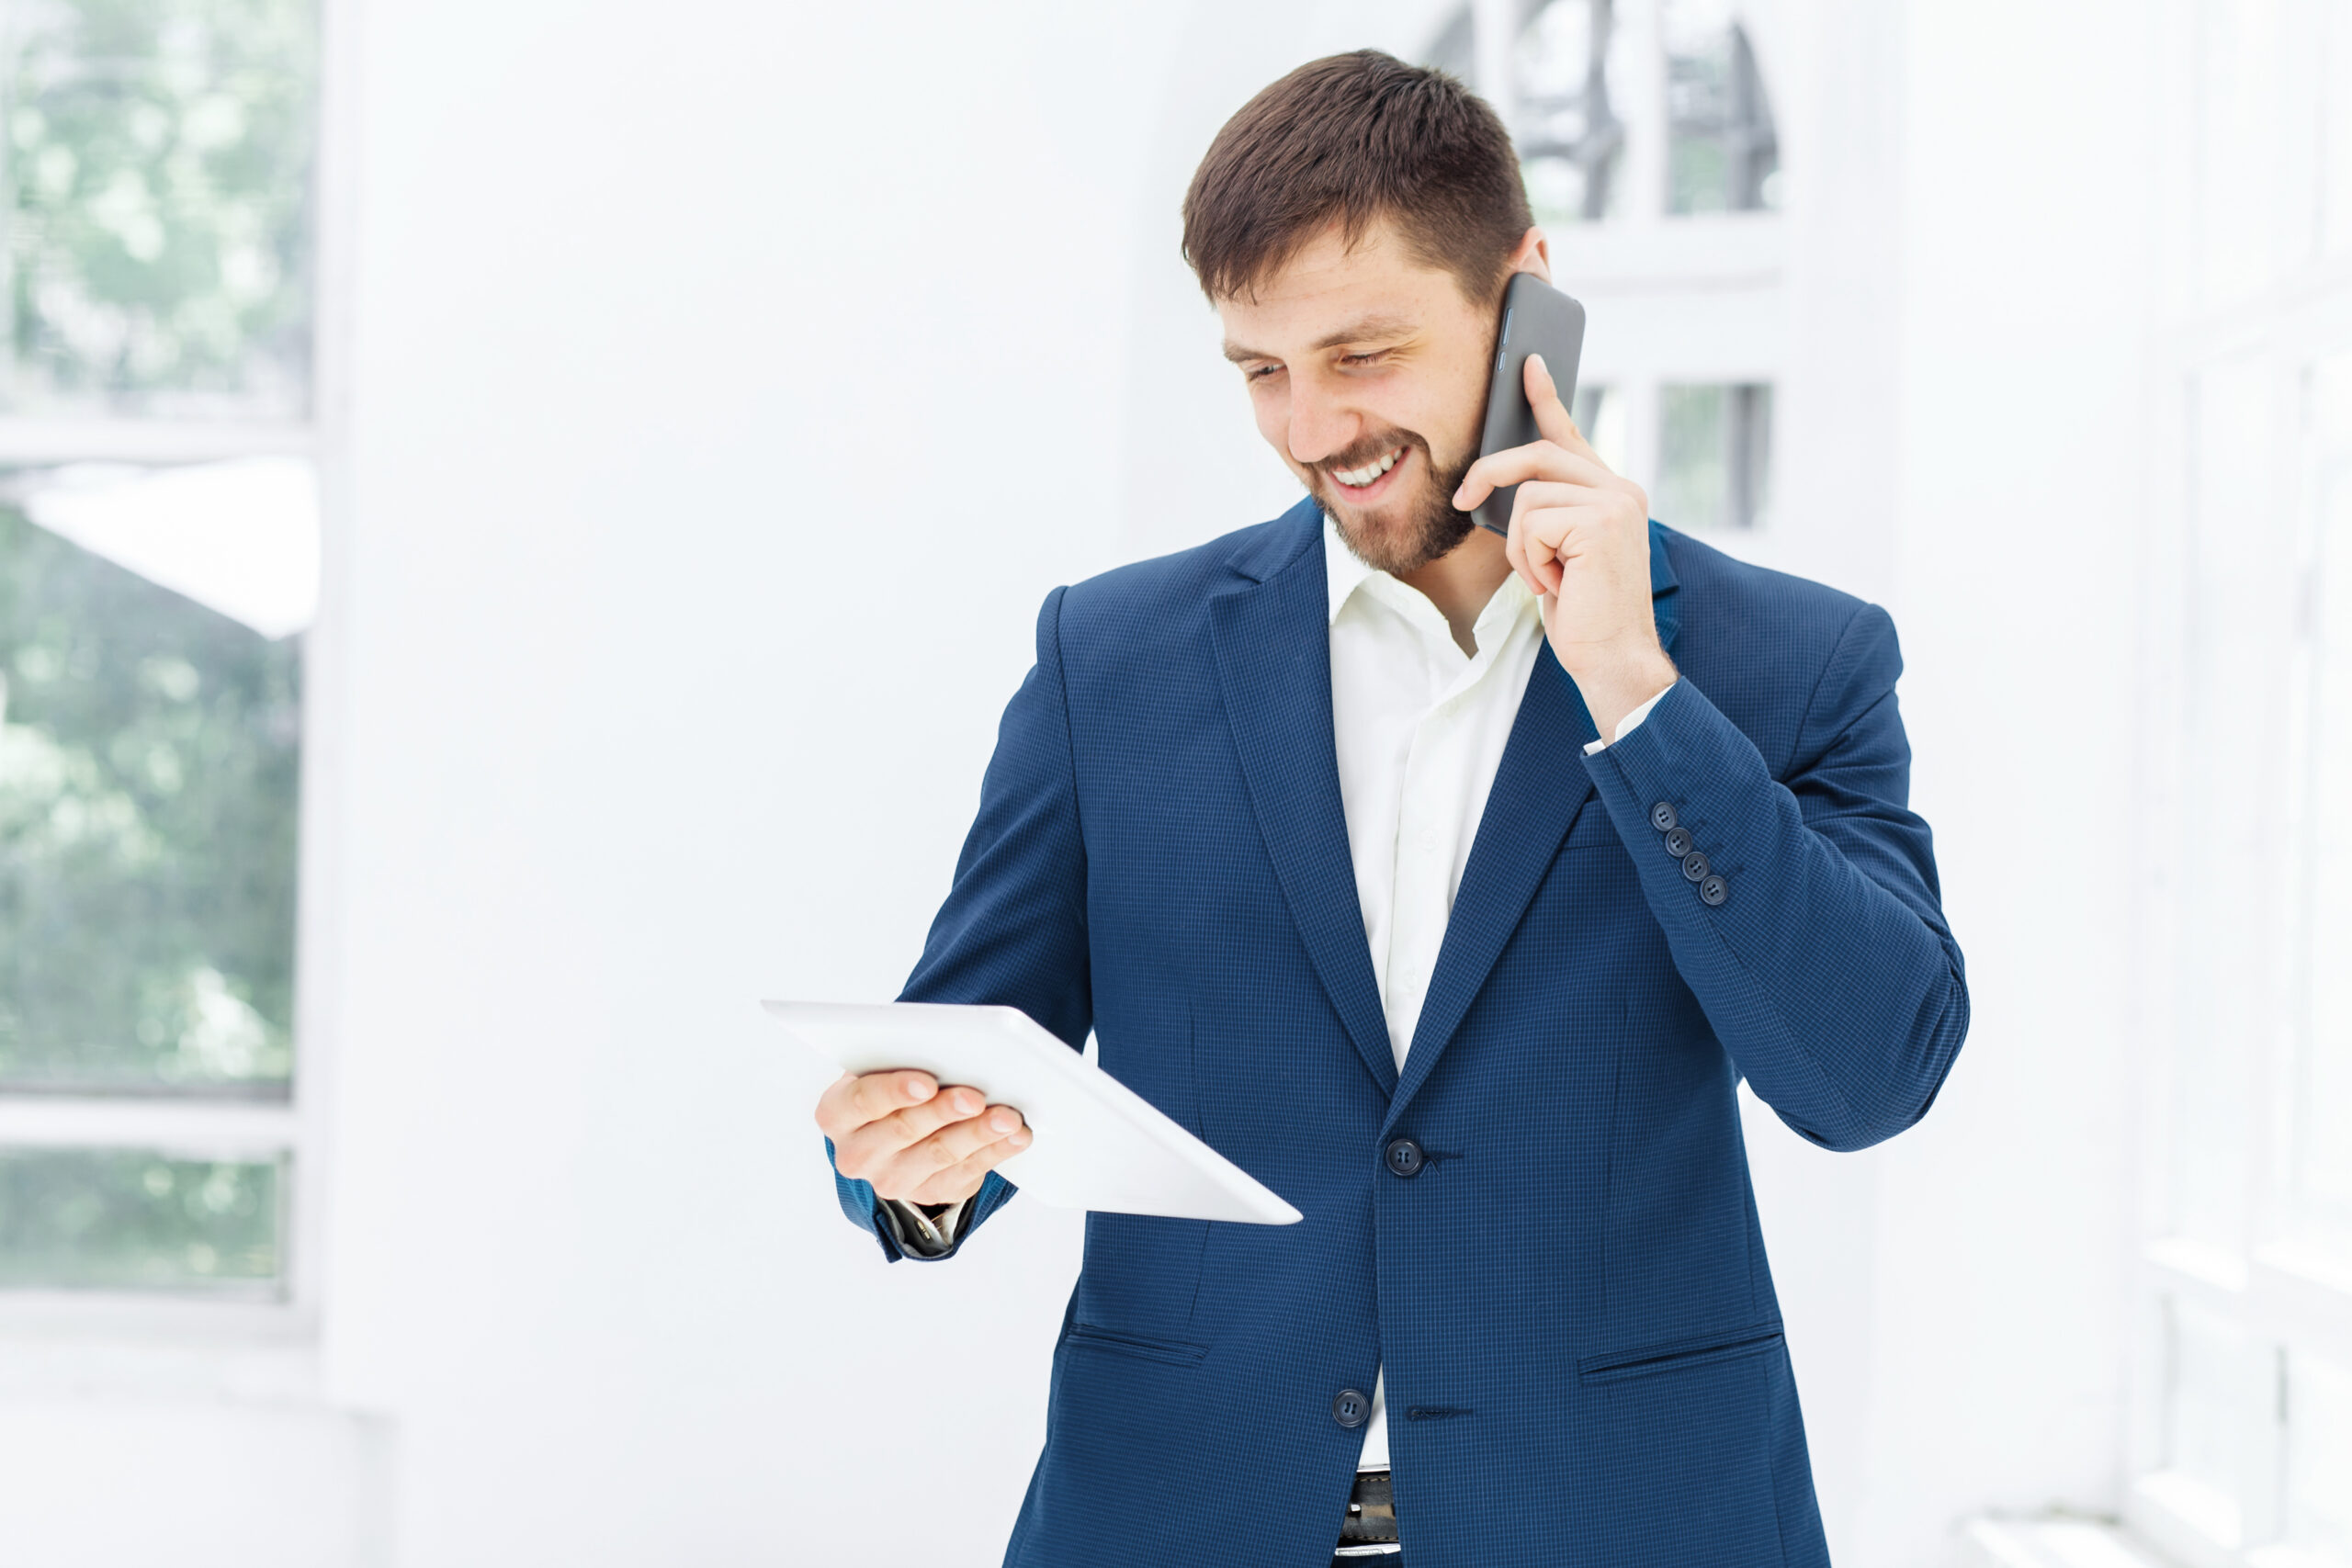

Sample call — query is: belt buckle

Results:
[1337,1468,1400,1554]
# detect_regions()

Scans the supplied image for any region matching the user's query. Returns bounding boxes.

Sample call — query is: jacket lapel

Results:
[1209,501,1398,1097]
[1383,521,1685,1131]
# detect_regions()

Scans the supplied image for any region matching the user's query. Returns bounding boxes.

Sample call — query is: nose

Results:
[1286,380,1360,469]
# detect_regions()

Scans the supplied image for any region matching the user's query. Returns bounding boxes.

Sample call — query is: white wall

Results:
[5,2,2172,1563]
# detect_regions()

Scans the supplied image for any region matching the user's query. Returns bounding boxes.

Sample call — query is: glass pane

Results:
[2301,353,2352,1251]
[1516,0,1627,225]
[1655,382,1770,531]
[1662,0,1779,214]
[2197,0,2283,304]
[2166,1294,2245,1500]
[0,1147,283,1291]
[3,0,320,418]
[2286,1348,2352,1559]
[2173,356,2277,1250]
[0,475,302,1095]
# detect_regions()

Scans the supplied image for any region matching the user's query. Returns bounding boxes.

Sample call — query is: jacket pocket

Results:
[1577,1322,1784,1386]
[1065,1323,1209,1368]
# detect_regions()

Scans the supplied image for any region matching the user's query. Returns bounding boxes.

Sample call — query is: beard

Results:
[1306,426,1477,579]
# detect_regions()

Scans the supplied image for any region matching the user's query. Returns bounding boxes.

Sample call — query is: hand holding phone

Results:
[1466,272,1588,536]
[1452,276,1673,741]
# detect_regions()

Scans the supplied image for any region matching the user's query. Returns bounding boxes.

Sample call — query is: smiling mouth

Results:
[1330,446,1408,490]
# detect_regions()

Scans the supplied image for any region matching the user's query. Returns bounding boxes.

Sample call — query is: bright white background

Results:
[0,0,2212,1563]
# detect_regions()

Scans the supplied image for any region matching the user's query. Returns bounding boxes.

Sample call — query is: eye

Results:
[1340,350,1386,367]
[1244,363,1283,381]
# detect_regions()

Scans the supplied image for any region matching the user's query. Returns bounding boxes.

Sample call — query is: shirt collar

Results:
[1320,512,1535,637]
[1321,513,1380,626]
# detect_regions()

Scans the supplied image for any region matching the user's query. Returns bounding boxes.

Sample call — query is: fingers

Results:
[1510,493,1617,597]
[1453,438,1619,512]
[831,1083,1032,1202]
[1522,354,1599,460]
[814,1068,938,1141]
[905,1123,1033,1207]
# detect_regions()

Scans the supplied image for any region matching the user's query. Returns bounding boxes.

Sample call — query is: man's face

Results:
[1217,219,1502,578]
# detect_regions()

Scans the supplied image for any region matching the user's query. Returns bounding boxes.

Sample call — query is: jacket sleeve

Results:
[1580,602,1969,1151]
[827,584,1094,1260]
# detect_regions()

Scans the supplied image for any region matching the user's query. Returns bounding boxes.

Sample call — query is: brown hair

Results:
[1182,50,1532,305]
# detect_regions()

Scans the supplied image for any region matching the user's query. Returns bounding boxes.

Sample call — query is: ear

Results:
[1508,225,1552,284]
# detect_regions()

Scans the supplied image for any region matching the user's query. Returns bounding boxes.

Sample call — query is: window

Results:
[1661,0,1778,215]
[0,0,326,1312]
[1514,0,1628,224]
[2131,4,2352,1562]
[1429,0,1782,534]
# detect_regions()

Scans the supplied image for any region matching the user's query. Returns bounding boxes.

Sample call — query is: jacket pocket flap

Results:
[1065,1324,1208,1367]
[1577,1322,1784,1384]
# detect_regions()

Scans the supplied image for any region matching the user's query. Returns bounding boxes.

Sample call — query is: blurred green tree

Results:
[6,0,317,414]
[0,502,300,1092]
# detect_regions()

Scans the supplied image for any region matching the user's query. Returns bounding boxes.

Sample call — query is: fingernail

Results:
[989,1109,1018,1133]
[955,1089,981,1114]
[1009,1128,1032,1146]
[906,1078,933,1102]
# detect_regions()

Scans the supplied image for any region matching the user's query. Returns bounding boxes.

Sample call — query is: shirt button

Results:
[1700,874,1729,907]
[1681,851,1711,883]
[1385,1137,1426,1178]
[1419,828,1437,853]
[1649,801,1679,832]
[1333,1388,1371,1428]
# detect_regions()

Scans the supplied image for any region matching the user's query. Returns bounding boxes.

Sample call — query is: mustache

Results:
[1312,429,1426,473]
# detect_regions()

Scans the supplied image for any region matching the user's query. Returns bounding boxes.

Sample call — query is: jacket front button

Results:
[1385,1137,1425,1178]
[1333,1388,1370,1427]
[1649,801,1679,832]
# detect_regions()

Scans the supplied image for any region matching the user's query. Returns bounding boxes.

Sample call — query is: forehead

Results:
[1216,219,1471,350]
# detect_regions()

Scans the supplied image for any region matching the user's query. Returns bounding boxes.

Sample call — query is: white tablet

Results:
[766,999,1302,1225]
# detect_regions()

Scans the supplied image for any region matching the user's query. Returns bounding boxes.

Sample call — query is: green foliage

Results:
[0,1148,279,1288]
[6,0,318,413]
[0,502,300,1091]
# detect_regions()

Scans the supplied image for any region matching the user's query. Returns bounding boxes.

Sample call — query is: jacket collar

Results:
[1211,497,1684,1105]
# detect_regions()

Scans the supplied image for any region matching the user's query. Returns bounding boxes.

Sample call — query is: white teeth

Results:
[1334,447,1405,487]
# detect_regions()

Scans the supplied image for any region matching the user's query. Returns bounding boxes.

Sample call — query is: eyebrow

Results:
[1221,311,1419,364]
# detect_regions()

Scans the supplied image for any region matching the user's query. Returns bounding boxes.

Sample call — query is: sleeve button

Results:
[1664,827,1693,858]
[1699,874,1728,907]
[1681,851,1710,883]
[1649,801,1679,832]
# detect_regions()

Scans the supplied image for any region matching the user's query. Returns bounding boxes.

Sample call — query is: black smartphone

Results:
[1467,272,1587,536]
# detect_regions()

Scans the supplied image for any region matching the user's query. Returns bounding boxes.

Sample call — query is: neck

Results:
[1399,526,1513,655]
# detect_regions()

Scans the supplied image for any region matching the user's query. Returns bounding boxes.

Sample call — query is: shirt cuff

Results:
[877,1196,970,1258]
[1581,679,1677,755]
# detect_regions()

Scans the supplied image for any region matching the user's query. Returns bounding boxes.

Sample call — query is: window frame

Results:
[2126,0,2352,1559]
[0,0,354,1350]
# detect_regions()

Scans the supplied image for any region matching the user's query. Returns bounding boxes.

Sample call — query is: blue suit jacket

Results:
[829,497,1969,1568]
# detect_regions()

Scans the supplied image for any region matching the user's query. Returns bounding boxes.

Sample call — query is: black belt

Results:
[1335,1468,1399,1556]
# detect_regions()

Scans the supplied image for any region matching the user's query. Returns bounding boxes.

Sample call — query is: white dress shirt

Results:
[885,515,1673,1474]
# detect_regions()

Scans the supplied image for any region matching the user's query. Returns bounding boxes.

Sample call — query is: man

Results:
[815,50,1967,1568]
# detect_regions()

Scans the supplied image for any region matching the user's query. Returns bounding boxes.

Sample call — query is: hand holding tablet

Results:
[775,1000,1301,1225]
